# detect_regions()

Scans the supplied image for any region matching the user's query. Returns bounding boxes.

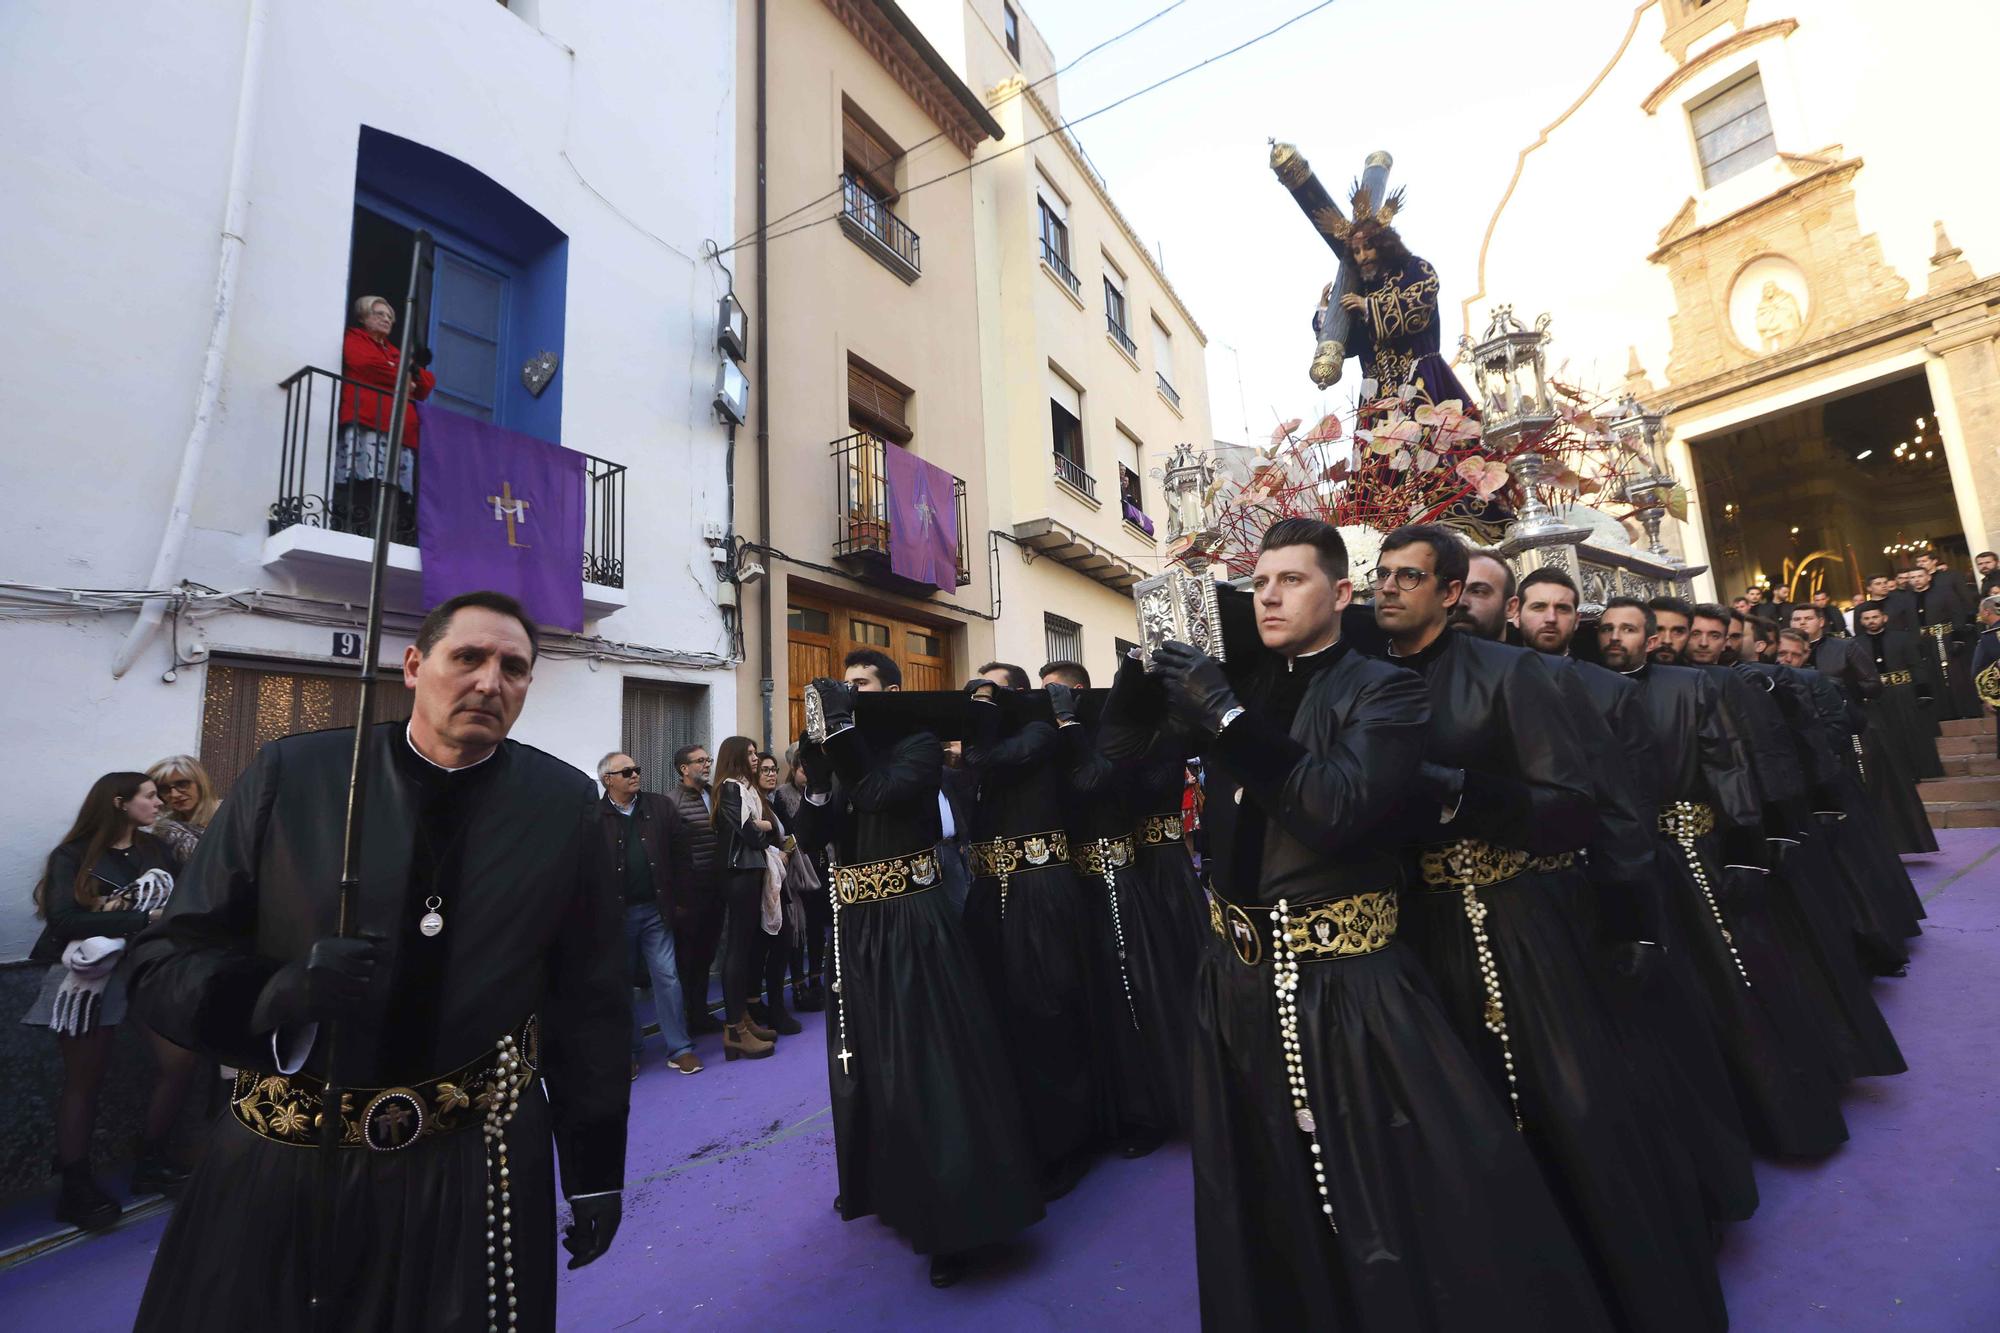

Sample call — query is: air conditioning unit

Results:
[715,360,749,425]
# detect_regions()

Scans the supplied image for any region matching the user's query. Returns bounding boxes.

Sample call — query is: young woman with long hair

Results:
[711,737,778,1059]
[755,754,804,1036]
[21,772,202,1229]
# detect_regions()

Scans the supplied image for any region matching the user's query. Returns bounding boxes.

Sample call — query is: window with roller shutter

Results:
[847,358,912,442]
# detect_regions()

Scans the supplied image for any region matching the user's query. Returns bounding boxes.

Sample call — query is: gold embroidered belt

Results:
[1206,888,1398,968]
[969,830,1071,881]
[230,1017,540,1152]
[1139,812,1186,846]
[831,846,940,906]
[1881,669,1914,686]
[1415,839,1574,890]
[1659,801,1717,840]
[1071,834,1135,876]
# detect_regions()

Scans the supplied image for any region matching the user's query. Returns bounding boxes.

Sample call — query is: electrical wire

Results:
[727,0,1192,252]
[719,0,1338,258]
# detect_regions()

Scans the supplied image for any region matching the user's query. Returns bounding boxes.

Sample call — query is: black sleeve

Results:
[40,847,153,944]
[128,744,291,1070]
[1462,651,1595,854]
[1693,676,1766,864]
[1061,719,1117,796]
[1557,672,1664,942]
[824,727,945,812]
[1213,666,1430,857]
[541,787,631,1198]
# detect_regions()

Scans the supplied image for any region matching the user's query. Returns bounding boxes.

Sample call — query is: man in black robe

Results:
[1973,594,2000,756]
[1127,518,1607,1330]
[794,651,1043,1288]
[1867,573,1921,636]
[1855,601,1945,779]
[1376,533,1721,1332]
[129,591,628,1332]
[1599,599,1849,1158]
[1912,563,1982,717]
[1505,567,1758,1224]
[1778,628,1939,856]
[1811,590,1850,637]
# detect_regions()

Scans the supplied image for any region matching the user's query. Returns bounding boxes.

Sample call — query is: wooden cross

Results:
[487,481,531,548]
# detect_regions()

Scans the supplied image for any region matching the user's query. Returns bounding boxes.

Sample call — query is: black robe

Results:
[795,724,1044,1255]
[1625,664,1849,1157]
[129,724,628,1333]
[1548,654,1757,1224]
[1391,633,1723,1333]
[1064,662,1207,1137]
[1863,629,1946,778]
[1116,641,1608,1331]
[1798,671,1933,925]
[1976,627,2000,759]
[1918,580,1982,718]
[961,703,1106,1173]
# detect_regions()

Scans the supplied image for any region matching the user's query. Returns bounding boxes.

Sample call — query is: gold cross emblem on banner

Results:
[487,481,531,548]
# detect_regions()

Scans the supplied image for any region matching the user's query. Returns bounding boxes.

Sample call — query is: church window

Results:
[1689,67,1776,188]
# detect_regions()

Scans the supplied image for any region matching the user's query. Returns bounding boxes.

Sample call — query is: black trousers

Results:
[674,887,724,1025]
[720,870,766,1023]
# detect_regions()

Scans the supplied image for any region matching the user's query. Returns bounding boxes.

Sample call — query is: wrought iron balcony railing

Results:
[830,432,971,589]
[1040,237,1081,296]
[271,366,627,588]
[1107,317,1137,357]
[1156,372,1181,410]
[839,174,922,279]
[1053,451,1097,501]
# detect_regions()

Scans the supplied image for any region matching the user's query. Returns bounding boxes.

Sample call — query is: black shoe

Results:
[793,983,825,1013]
[688,1011,725,1036]
[131,1145,190,1197]
[54,1162,121,1232]
[767,1004,803,1036]
[929,1252,969,1288]
[833,1193,844,1213]
[1042,1150,1092,1202]
[1116,1128,1165,1160]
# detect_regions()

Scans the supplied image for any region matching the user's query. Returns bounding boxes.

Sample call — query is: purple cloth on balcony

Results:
[415,405,587,631]
[885,442,959,591]
[1122,502,1155,536]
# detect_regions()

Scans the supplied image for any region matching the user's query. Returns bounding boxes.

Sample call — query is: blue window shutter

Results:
[428,248,509,422]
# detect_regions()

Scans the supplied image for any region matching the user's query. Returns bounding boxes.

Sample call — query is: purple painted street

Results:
[3,829,1997,1331]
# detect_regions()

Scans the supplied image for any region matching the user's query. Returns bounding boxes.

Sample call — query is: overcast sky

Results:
[1028,0,1634,446]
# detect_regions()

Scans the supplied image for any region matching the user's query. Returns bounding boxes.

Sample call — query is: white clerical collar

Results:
[1286,636,1340,671]
[404,725,498,773]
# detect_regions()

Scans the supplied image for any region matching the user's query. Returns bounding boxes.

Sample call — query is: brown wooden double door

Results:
[199,659,414,799]
[785,592,953,745]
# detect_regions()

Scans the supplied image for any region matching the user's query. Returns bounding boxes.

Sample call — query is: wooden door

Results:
[199,660,415,798]
[784,594,956,746]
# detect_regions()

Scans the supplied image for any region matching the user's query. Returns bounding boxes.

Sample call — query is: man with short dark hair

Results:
[1731,594,1752,617]
[1132,516,1606,1328]
[1647,595,1694,664]
[598,752,701,1080]
[1373,529,1725,1328]
[1855,602,1944,780]
[1976,551,2000,598]
[1810,589,1849,637]
[131,592,627,1328]
[1973,594,2000,758]
[793,650,1045,1288]
[1039,660,1090,689]
[666,741,723,1035]
[976,660,1032,692]
[1912,563,1983,717]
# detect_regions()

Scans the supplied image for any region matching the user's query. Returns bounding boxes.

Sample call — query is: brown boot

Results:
[744,1016,779,1043]
[724,1021,774,1060]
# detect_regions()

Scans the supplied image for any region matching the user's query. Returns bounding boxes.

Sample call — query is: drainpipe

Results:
[754,0,775,751]
[113,0,270,678]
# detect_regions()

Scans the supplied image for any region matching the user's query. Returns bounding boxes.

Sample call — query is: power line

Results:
[729,0,1192,252]
[721,0,1340,258]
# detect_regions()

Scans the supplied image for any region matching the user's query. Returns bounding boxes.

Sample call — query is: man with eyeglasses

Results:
[598,754,702,1080]
[1134,517,1606,1330]
[1371,526,1724,1331]
[667,744,725,1036]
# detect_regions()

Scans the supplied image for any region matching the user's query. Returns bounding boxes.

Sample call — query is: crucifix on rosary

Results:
[837,1046,854,1074]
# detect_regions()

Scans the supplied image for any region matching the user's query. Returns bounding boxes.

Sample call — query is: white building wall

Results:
[0,0,738,958]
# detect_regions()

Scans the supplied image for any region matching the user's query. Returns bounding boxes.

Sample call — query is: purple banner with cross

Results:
[885,442,959,591]
[416,405,587,631]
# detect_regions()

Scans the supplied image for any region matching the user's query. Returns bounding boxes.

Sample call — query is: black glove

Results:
[964,677,1000,703]
[1045,681,1079,725]
[1152,641,1239,735]
[807,678,854,733]
[1610,940,1664,986]
[798,738,832,791]
[1418,762,1467,807]
[252,936,386,1031]
[409,343,434,370]
[563,1193,621,1270]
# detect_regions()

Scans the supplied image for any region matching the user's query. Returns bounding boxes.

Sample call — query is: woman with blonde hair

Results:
[21,772,201,1229]
[146,755,219,867]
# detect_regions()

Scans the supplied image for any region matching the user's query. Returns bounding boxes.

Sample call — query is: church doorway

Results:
[1687,369,1969,601]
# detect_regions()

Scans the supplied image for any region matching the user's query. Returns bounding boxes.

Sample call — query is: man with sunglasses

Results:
[1373,526,1727,1333]
[598,755,702,1079]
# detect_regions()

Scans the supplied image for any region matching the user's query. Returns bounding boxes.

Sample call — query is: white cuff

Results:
[271,1022,318,1075]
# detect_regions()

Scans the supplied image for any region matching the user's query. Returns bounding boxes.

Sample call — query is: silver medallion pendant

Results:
[419,895,445,938]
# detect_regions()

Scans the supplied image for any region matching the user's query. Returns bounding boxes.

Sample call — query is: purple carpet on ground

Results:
[2,833,1996,1330]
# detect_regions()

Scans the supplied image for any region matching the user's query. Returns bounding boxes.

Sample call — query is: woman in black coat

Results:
[713,737,778,1059]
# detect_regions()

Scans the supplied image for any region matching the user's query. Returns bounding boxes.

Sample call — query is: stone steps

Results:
[1920,751,2000,825]
[1937,754,2000,777]
[1939,717,1995,738]
[1925,802,2000,828]
[1937,734,1989,758]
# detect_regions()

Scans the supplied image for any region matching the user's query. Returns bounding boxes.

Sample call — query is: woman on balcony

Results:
[336,295,435,544]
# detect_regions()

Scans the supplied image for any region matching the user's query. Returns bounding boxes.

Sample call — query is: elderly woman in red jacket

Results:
[336,295,435,541]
